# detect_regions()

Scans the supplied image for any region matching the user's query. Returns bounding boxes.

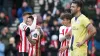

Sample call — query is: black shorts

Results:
[19,52,28,56]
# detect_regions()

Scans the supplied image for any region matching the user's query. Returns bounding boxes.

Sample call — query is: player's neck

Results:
[75,11,81,18]
[23,21,25,23]
[66,23,71,27]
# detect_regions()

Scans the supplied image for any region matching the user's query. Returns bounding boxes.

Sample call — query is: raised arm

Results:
[29,14,37,31]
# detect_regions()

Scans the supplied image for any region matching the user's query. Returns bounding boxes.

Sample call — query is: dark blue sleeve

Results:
[17,8,23,18]
[27,7,33,13]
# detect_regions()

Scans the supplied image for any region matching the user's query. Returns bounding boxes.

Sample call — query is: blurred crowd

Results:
[0,0,100,56]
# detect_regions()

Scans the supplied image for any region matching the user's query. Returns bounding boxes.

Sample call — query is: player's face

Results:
[23,15,30,22]
[62,18,70,26]
[71,3,78,15]
[27,18,33,26]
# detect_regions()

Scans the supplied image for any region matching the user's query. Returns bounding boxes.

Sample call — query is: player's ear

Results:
[77,7,80,11]
[68,20,70,23]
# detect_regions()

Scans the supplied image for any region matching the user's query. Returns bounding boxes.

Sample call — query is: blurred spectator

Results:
[48,0,54,12]
[0,12,9,27]
[36,14,43,25]
[0,27,9,38]
[3,0,14,25]
[82,5,96,20]
[40,20,51,56]
[53,10,63,25]
[17,1,32,23]
[54,10,61,19]
[42,21,50,38]
[49,35,59,56]
[94,22,100,56]
[15,0,23,10]
[0,38,5,56]
[85,0,96,6]
[52,6,57,16]
[55,0,63,11]
[39,0,46,16]
[0,0,3,11]
[61,0,72,8]
[5,37,18,56]
[51,0,64,16]
[12,27,20,45]
[44,13,54,27]
[57,12,63,25]
[95,3,100,15]
[43,10,52,20]
[40,35,49,56]
[50,20,60,37]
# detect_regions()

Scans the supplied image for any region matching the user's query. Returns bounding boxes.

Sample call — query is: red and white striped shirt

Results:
[18,16,37,52]
[18,22,29,52]
[28,29,40,56]
[59,26,71,56]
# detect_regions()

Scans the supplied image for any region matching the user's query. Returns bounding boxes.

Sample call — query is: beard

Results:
[71,11,77,17]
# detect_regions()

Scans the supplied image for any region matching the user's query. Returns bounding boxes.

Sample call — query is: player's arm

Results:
[29,14,37,31]
[36,26,44,37]
[19,23,28,31]
[27,35,37,45]
[82,24,96,44]
[25,27,36,45]
[18,25,22,41]
[25,27,37,45]
[59,26,66,42]
[77,18,96,47]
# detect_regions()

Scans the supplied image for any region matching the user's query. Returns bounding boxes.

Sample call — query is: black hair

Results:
[71,0,83,9]
[61,13,72,21]
[28,16,34,21]
[22,12,32,16]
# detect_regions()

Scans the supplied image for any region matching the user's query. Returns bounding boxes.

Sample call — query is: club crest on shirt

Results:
[33,33,37,38]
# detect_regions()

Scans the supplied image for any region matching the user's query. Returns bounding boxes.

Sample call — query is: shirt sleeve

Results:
[19,23,28,31]
[59,26,64,35]
[82,17,90,27]
[59,26,66,42]
[29,16,37,31]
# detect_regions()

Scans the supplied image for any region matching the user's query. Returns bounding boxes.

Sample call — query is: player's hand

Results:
[59,46,68,52]
[25,27,30,37]
[76,42,84,47]
[32,14,37,19]
[36,25,41,29]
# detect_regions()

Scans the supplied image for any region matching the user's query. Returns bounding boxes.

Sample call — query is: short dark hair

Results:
[61,13,72,21]
[28,16,34,21]
[71,0,83,8]
[22,12,32,16]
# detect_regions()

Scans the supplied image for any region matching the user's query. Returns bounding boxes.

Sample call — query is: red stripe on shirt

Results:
[19,29,22,52]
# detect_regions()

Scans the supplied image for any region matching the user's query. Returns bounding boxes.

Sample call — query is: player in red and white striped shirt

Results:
[26,15,43,56]
[59,13,72,56]
[18,12,37,56]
